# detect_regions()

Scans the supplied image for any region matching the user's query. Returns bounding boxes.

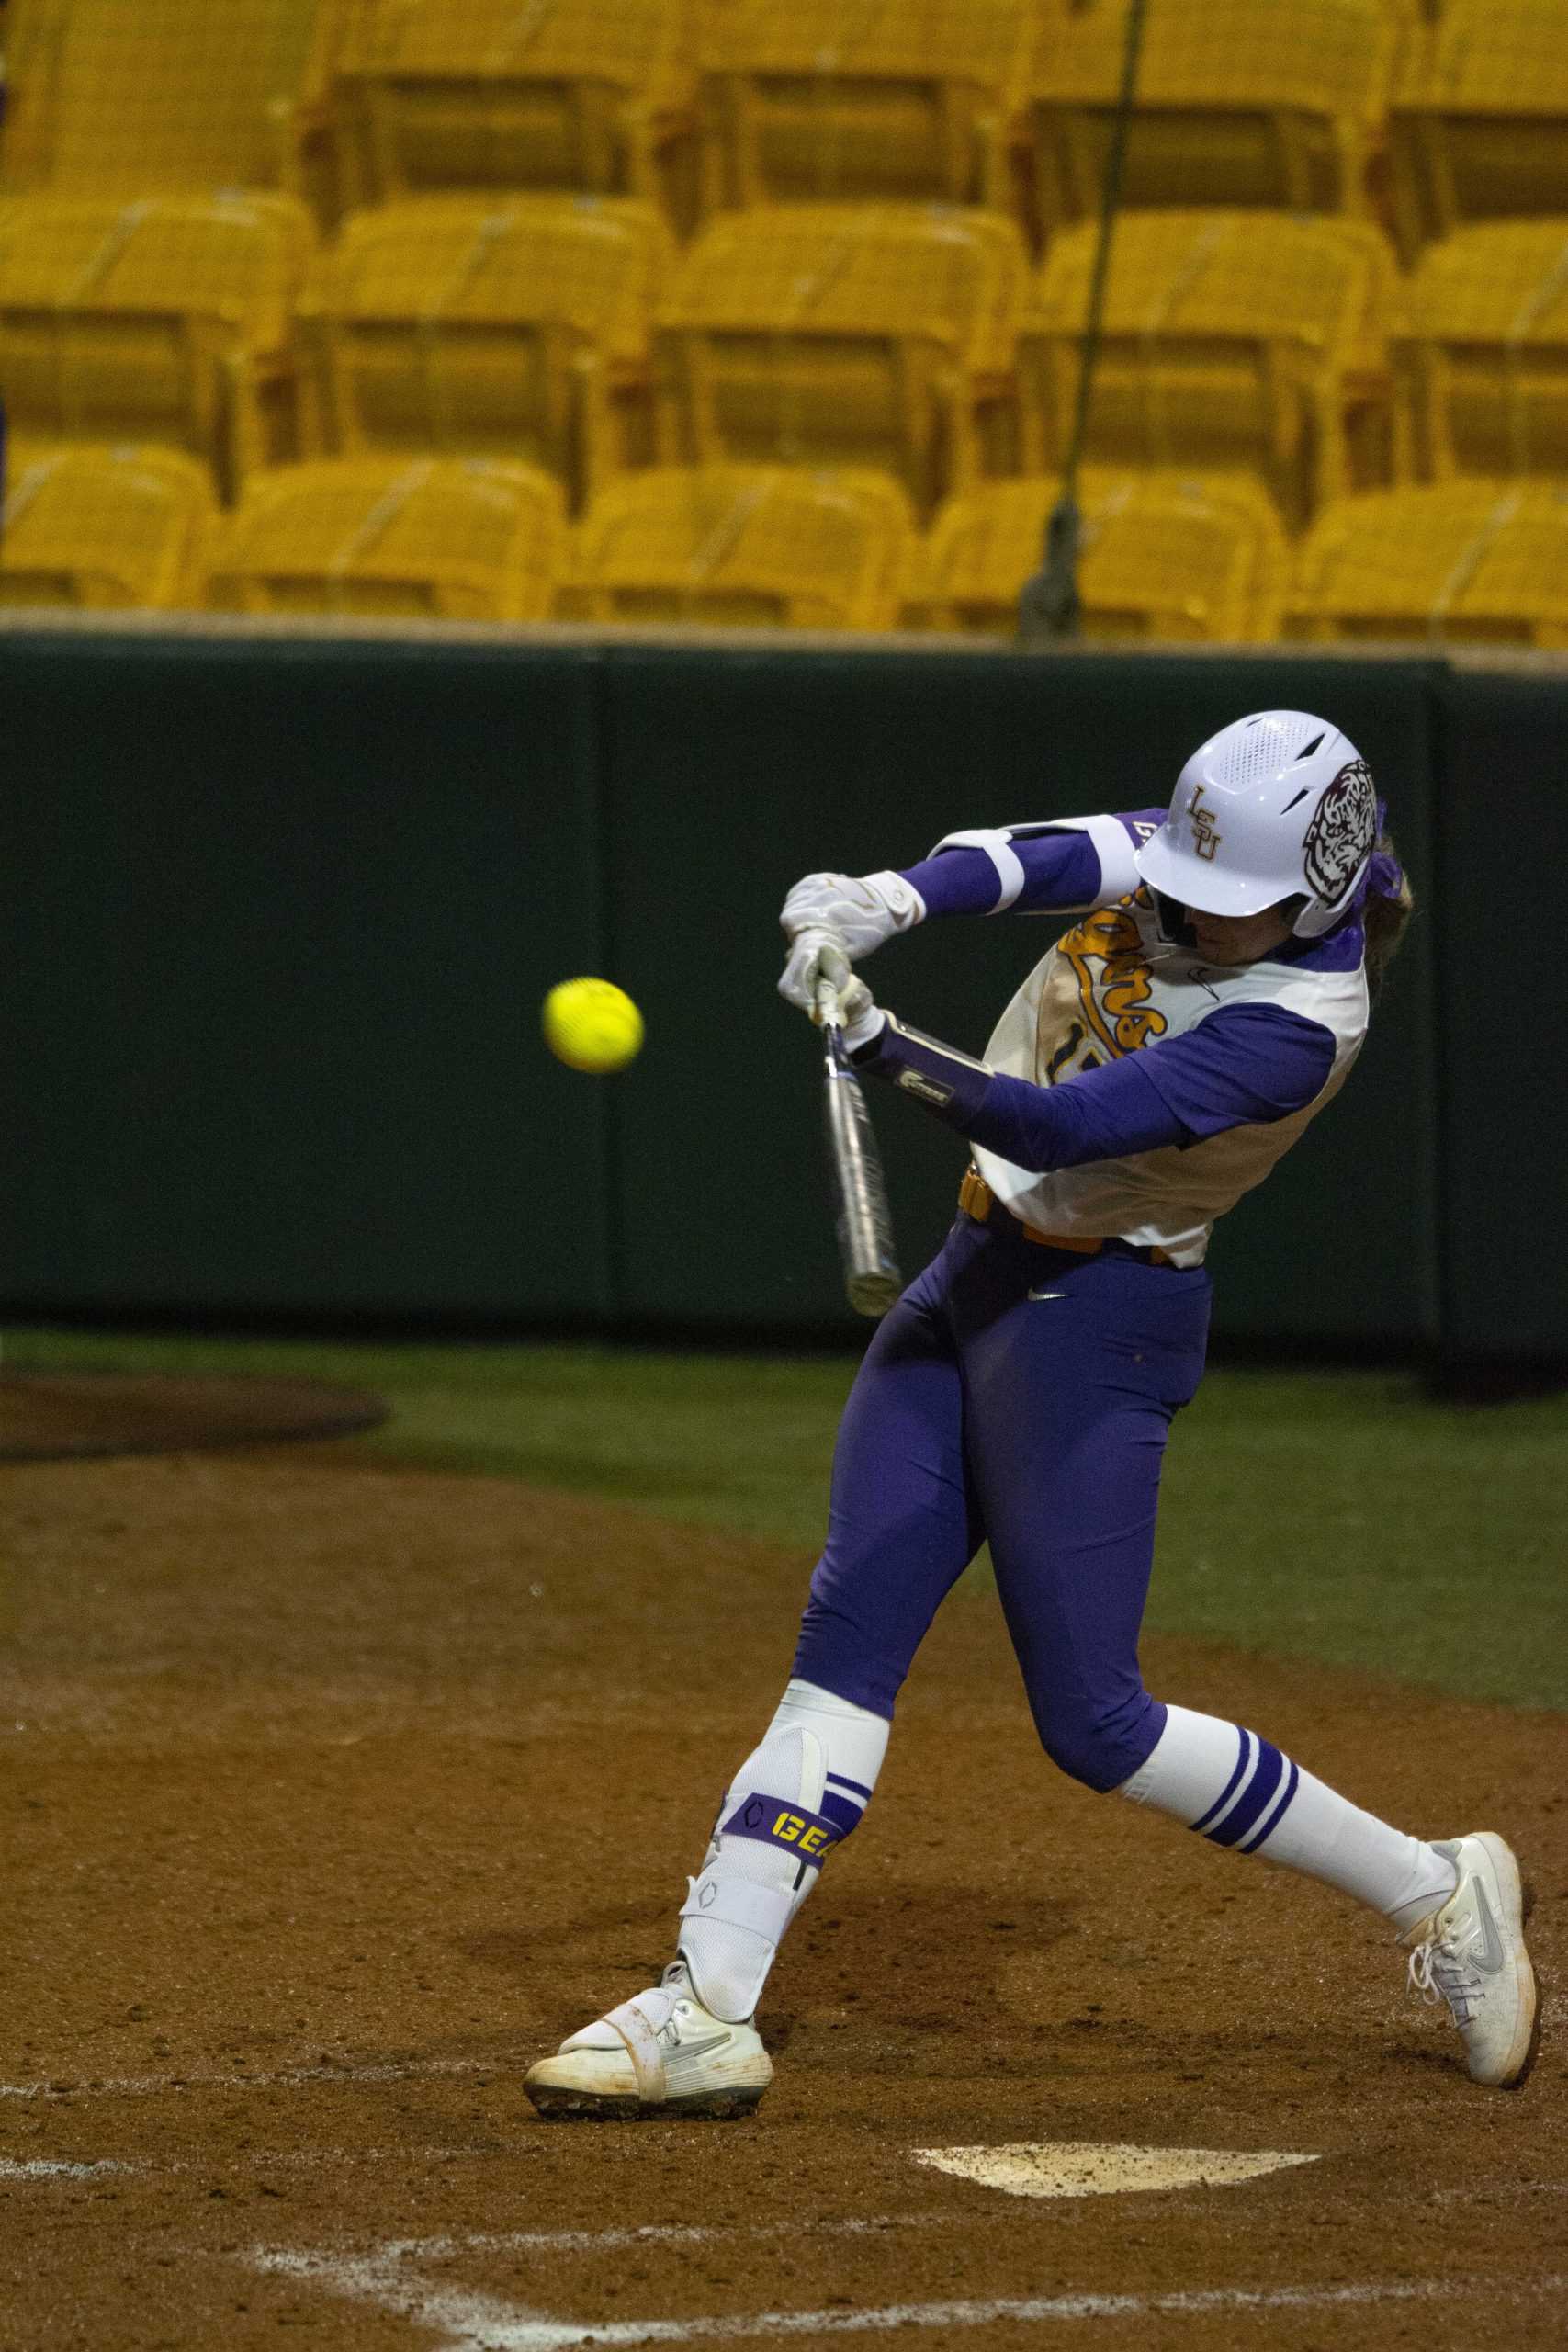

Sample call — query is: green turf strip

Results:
[6,1329,1564,1713]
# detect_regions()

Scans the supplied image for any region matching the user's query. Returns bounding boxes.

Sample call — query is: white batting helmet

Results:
[1134,710,1379,939]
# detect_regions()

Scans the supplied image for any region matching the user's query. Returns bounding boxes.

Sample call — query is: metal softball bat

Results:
[818,1011,903,1319]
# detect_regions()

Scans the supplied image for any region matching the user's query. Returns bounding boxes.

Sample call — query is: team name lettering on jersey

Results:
[1045,894,1168,1081]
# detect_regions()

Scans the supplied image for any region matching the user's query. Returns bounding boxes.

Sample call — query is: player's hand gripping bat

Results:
[816,979,902,1318]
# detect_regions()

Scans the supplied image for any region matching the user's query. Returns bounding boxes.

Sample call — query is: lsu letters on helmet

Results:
[1134,709,1379,939]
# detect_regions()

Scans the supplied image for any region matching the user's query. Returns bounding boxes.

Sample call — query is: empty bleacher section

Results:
[909,469,1286,641]
[652,203,1028,511]
[0,440,213,605]
[558,463,916,628]
[1016,211,1382,526]
[207,455,565,620]
[3,0,341,206]
[0,0,1561,640]
[1388,0,1568,259]
[694,1,1032,212]
[298,198,672,503]
[331,0,696,216]
[1024,0,1398,236]
[0,190,312,494]
[1392,222,1568,483]
[1286,480,1568,647]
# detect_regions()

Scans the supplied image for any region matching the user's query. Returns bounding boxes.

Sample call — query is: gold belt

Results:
[958,1167,1174,1268]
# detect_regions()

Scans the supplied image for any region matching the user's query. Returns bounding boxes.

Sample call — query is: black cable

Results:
[1017,0,1149,647]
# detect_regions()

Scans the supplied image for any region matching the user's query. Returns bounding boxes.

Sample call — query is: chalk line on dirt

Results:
[383,2219,956,2261]
[0,2147,504,2183]
[250,2246,1568,2350]
[0,2157,135,2179]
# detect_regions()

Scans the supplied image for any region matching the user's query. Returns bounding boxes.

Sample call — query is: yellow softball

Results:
[542,977,645,1074]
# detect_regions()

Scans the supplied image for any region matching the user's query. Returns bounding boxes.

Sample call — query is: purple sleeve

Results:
[897,832,1101,919]
[852,1001,1337,1172]
[1130,1003,1337,1135]
[897,844,1025,918]
[896,807,1164,920]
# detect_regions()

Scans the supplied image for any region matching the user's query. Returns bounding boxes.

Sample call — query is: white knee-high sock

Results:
[1120,1703,1457,1935]
[677,1679,890,2021]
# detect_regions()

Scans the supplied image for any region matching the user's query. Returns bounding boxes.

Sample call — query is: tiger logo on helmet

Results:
[1303,759,1377,907]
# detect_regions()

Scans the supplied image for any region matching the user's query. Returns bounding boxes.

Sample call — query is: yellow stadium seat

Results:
[1025,0,1397,238]
[558,462,916,629]
[299,198,673,506]
[1388,0,1568,260]
[1017,211,1385,526]
[206,455,565,621]
[695,0,1032,213]
[1285,481,1568,647]
[908,468,1287,640]
[332,0,695,210]
[0,441,213,606]
[1392,222,1568,483]
[654,204,1030,512]
[2,0,340,204]
[0,192,314,497]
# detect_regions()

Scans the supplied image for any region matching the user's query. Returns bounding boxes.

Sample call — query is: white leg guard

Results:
[677,1679,888,2023]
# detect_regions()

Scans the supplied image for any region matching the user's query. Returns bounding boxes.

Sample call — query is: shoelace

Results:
[1407,1935,1481,2027]
[660,1996,710,2049]
[626,1986,681,2040]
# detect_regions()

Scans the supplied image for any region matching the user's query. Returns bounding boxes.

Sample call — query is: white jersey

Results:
[968,814,1370,1268]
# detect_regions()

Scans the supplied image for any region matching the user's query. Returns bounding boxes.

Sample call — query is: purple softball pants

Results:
[793,1207,1213,1792]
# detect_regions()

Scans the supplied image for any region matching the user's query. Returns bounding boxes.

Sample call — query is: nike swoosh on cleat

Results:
[1027,1289,1066,1302]
[1468,1883,1506,1973]
[669,2033,731,2061]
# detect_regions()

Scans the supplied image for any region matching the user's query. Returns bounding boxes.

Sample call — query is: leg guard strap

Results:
[680,1870,795,1952]
[599,1992,671,2104]
[719,1791,841,1867]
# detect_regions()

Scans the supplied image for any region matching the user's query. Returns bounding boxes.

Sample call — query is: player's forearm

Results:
[849,999,1338,1170]
[897,826,1103,920]
[849,1017,1188,1170]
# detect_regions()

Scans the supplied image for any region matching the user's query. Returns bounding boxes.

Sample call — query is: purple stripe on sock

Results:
[826,1772,874,1799]
[1238,1758,1300,1854]
[820,1791,864,1838]
[1189,1727,1252,1835]
[1206,1739,1285,1849]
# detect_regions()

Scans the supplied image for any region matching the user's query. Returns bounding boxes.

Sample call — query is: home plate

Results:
[915,2143,1319,2199]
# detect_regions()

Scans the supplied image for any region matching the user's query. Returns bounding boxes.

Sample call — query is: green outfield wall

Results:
[0,619,1559,1363]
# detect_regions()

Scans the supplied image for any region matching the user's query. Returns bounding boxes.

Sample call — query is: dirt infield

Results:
[4,1442,1564,2350]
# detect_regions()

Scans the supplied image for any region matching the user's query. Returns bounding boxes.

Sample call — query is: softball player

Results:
[526,709,1537,2118]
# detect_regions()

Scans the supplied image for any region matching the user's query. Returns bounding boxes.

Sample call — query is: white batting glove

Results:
[780,868,921,958]
[834,972,886,1054]
[777,869,920,1017]
[788,932,850,1018]
[803,957,886,1053]
[788,941,888,1053]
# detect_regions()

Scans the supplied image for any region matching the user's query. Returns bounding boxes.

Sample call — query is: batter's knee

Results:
[1037,1690,1162,1794]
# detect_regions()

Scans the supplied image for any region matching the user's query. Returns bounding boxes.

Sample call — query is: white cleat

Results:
[1402,1832,1538,2087]
[525,1962,773,2120]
